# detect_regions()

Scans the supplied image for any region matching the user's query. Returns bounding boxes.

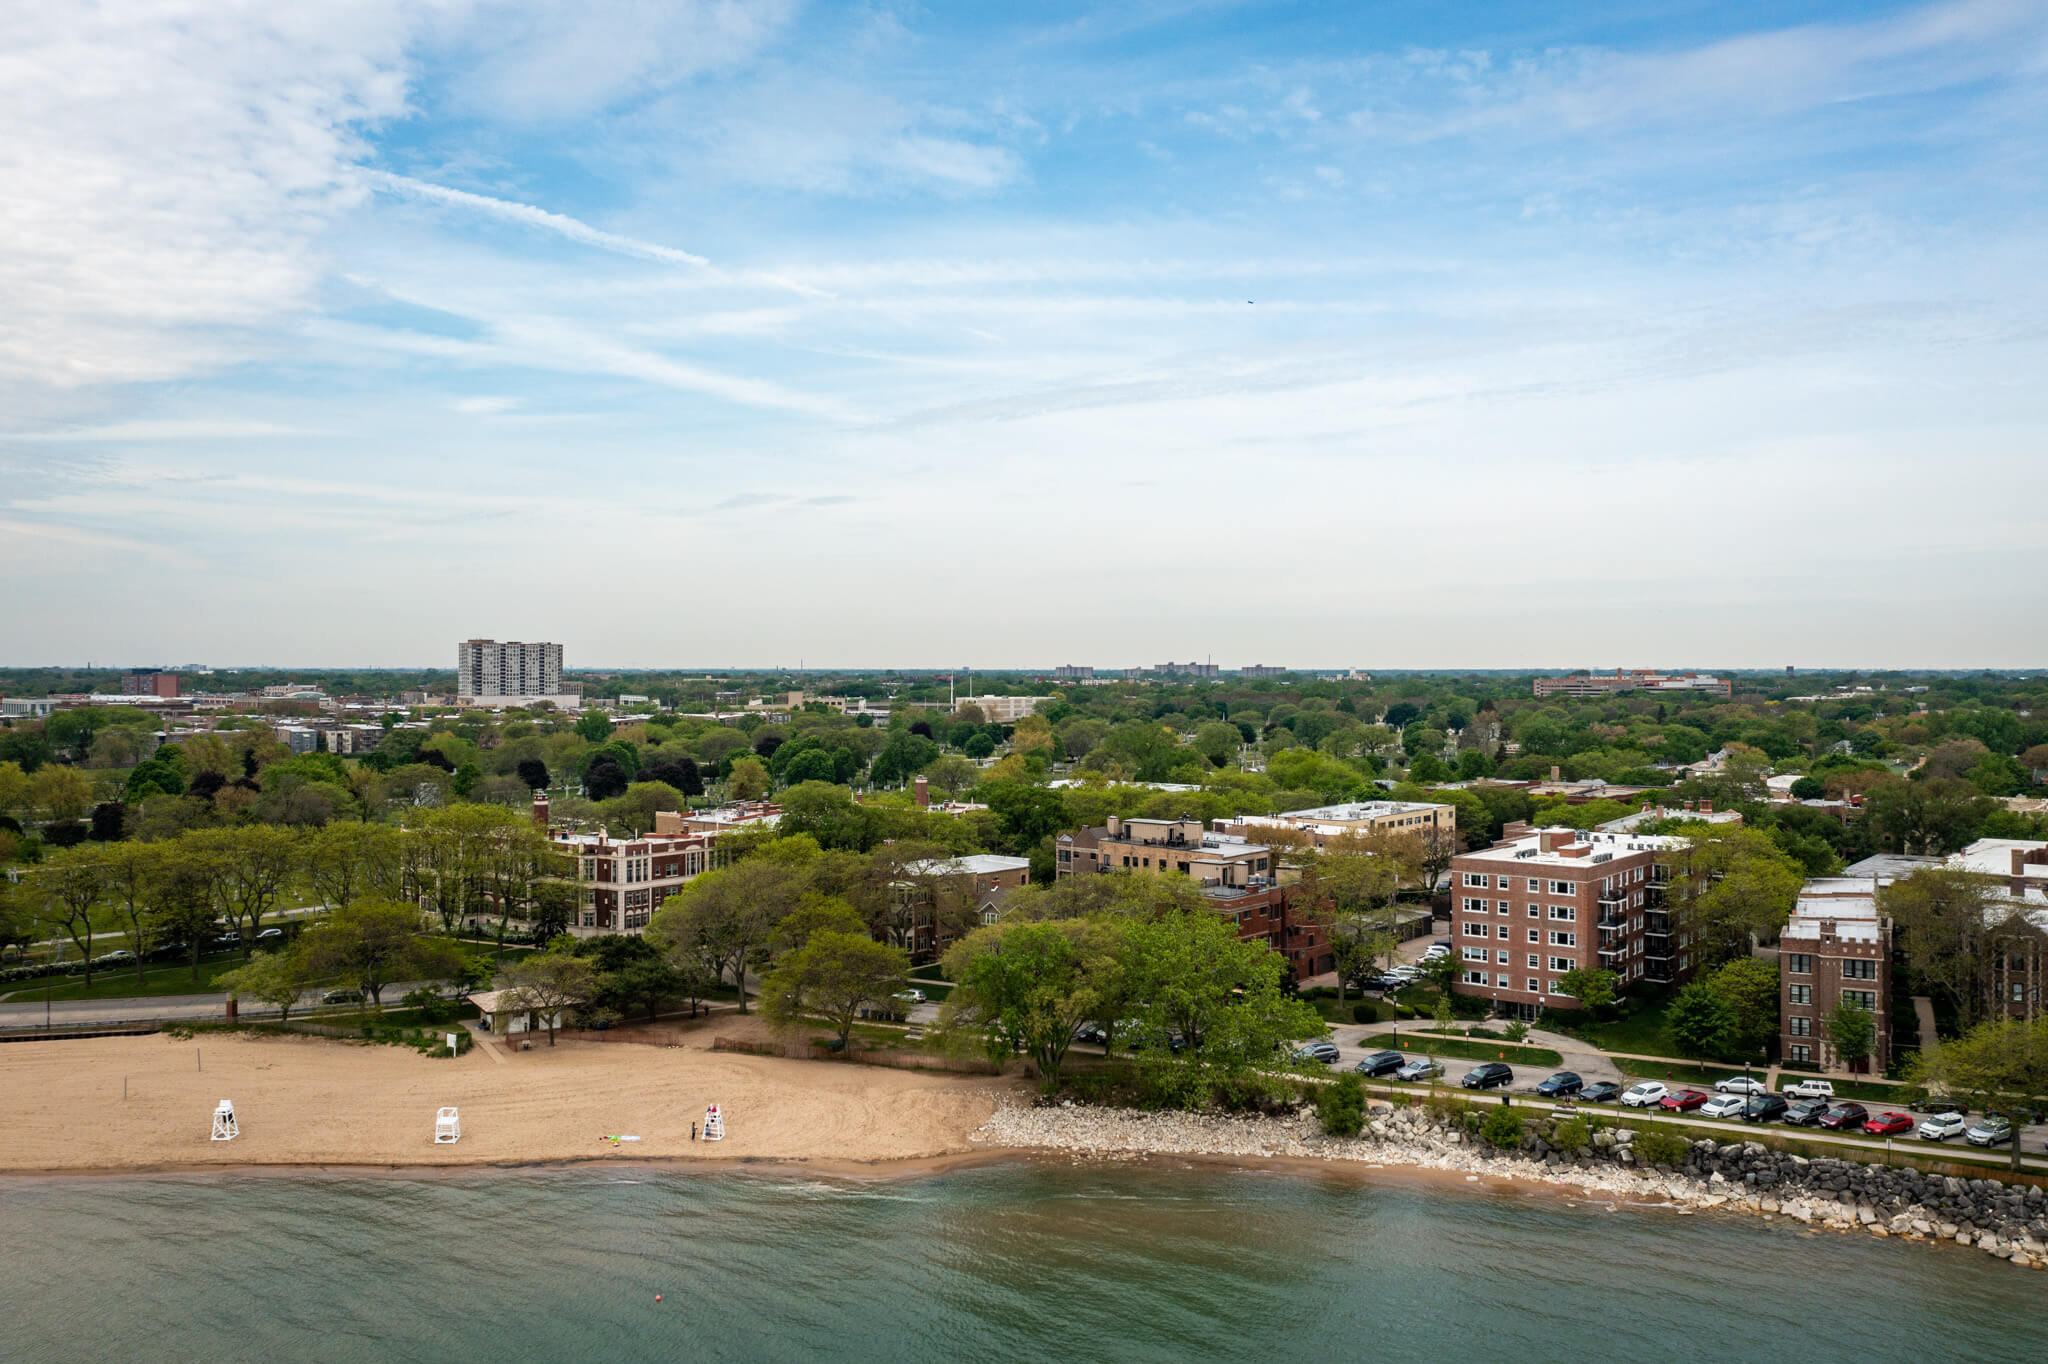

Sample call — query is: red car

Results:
[1817,1102,1870,1130]
[1659,1088,1710,1112]
[1864,1111,1914,1136]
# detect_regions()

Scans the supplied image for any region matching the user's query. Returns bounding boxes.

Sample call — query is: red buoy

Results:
[655,1295,662,1302]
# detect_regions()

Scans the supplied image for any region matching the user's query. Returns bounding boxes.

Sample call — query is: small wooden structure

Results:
[210,1099,239,1142]
[702,1103,724,1141]
[434,1107,461,1144]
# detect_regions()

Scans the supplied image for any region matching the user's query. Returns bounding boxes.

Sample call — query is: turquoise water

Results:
[3,1162,2042,1362]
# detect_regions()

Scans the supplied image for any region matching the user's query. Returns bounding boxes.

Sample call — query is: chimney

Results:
[1550,765,1561,782]
[1107,815,1122,838]
[532,790,550,829]
[1683,800,1695,812]
[1699,800,1712,814]
[914,775,930,809]
[1539,829,1568,854]
[1640,802,1653,813]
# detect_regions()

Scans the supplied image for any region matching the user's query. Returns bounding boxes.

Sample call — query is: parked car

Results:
[322,989,364,1005]
[94,950,135,965]
[1783,1078,1836,1101]
[1354,1050,1406,1077]
[1461,1062,1514,1090]
[211,933,241,948]
[1817,1102,1870,1131]
[1420,944,1451,960]
[1864,1111,1915,1136]
[1919,1097,1970,1117]
[1784,1099,1833,1127]
[1741,1094,1790,1124]
[1394,1058,1443,1082]
[1534,1071,1584,1098]
[1714,1076,1768,1095]
[1620,1081,1669,1109]
[1293,1041,1341,1066]
[1579,1081,1624,1104]
[1700,1094,1749,1119]
[894,988,926,1004]
[1072,1023,1108,1046]
[1917,1112,1969,1142]
[1966,1115,2015,1148]
[1659,1088,1711,1112]
[255,927,285,942]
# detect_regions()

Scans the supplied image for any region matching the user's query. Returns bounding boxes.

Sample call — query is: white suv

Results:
[1621,1081,1668,1109]
[1783,1079,1835,1101]
[1917,1112,1968,1142]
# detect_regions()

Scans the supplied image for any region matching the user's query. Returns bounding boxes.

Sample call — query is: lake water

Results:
[4,1161,2042,1362]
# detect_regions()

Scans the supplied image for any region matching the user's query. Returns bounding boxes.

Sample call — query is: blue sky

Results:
[3,1,2044,669]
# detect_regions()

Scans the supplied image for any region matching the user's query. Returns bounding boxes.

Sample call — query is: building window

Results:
[1548,956,1572,972]
[1526,978,1540,993]
[1463,970,1489,986]
[1463,873,1488,888]
[1464,922,1490,938]
[1463,947,1490,963]
[1842,990,1877,1012]
[1786,953,1811,974]
[1497,925,1509,940]
[1527,904,1541,918]
[1789,985,1811,1006]
[1497,900,1512,914]
[1495,875,1511,889]
[1526,878,1540,893]
[1528,954,1540,969]
[1841,959,1876,980]
[1789,1044,1811,1063]
[1549,931,1577,947]
[1495,974,1510,988]
[1789,1016,1811,1037]
[1527,928,1540,943]
[1549,905,1576,921]
[1549,880,1575,895]
[1463,897,1485,913]
[1495,951,1509,965]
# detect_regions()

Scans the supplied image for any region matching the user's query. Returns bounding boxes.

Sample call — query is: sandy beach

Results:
[0,1028,1020,1174]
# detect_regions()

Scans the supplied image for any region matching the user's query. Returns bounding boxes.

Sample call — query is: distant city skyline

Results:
[4,2,2044,666]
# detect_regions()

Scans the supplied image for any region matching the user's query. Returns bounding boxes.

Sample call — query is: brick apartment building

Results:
[1779,879,1891,1072]
[120,671,180,698]
[1449,824,1693,1020]
[1054,816,1333,980]
[897,853,1033,960]
[529,794,720,936]
[1950,838,2048,1023]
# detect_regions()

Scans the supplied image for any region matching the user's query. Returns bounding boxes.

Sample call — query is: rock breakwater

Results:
[974,1098,2048,1272]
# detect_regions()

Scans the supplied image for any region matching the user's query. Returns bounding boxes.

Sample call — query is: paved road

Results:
[0,978,440,1030]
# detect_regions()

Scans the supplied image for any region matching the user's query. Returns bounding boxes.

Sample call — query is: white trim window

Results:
[1549,880,1576,895]
[1526,978,1540,992]
[1464,970,1489,986]
[1495,974,1510,988]
[1463,897,1486,913]
[1463,947,1491,963]
[1548,956,1573,972]
[1463,873,1489,888]
[1549,931,1577,947]
[1496,924,1509,940]
[1548,905,1576,921]
[1463,922,1490,938]
[1495,950,1509,965]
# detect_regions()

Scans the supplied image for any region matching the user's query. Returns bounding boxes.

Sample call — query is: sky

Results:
[2,0,2045,672]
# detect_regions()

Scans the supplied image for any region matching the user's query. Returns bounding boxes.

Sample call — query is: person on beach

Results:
[691,1121,698,1141]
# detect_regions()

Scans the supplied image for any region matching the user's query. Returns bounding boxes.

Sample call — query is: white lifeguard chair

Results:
[434,1107,461,1144]
[210,1099,239,1142]
[702,1103,724,1142]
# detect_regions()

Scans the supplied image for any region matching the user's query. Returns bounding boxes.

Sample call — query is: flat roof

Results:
[1460,829,1681,868]
[906,855,1032,877]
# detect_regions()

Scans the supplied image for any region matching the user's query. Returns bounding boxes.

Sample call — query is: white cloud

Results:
[0,419,314,442]
[365,172,713,268]
[439,0,797,120]
[0,2,423,389]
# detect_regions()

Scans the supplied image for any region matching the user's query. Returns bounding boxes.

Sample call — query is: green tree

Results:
[296,899,461,1009]
[186,824,301,958]
[500,949,599,1046]
[923,754,979,799]
[941,918,1123,1084]
[1705,956,1780,1058]
[216,949,314,1025]
[1662,827,1802,968]
[1320,1071,1366,1137]
[27,843,108,987]
[1124,909,1324,1063]
[574,710,614,743]
[1823,995,1877,1074]
[1879,869,2008,1029]
[1667,980,1739,1060]
[770,895,867,955]
[1480,1106,1524,1150]
[1908,1015,2048,1173]
[647,857,799,1012]
[759,929,910,1047]
[727,755,771,801]
[1554,966,1619,1012]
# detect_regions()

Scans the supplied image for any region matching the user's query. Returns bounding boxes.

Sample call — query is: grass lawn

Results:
[1360,1032,1563,1067]
[3,953,256,1002]
[1310,996,1392,1025]
[1611,1056,1748,1086]
[1555,995,1678,1056]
